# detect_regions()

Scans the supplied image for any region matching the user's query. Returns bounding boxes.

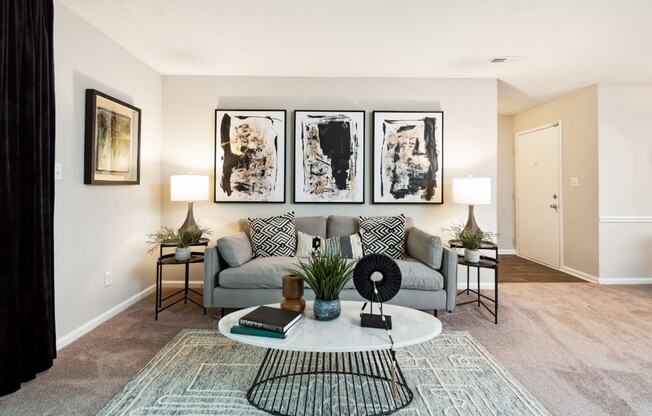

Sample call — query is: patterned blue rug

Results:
[97,329,550,415]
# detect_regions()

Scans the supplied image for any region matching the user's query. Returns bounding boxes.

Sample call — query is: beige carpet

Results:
[1,263,651,415]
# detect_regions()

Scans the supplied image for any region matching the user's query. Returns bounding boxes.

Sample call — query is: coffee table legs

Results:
[247,349,413,416]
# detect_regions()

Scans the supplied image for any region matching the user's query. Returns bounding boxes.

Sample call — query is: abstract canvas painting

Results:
[373,111,444,204]
[95,108,131,173]
[84,89,141,185]
[215,110,286,203]
[294,111,365,203]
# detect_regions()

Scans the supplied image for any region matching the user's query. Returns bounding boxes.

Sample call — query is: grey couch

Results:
[203,215,458,312]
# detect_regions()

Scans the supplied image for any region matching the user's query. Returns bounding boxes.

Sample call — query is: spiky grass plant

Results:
[146,224,211,253]
[447,223,495,250]
[289,253,355,301]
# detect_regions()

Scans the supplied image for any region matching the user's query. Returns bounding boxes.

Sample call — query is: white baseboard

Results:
[56,284,156,350]
[598,277,652,285]
[56,280,206,350]
[498,249,517,255]
[560,266,599,283]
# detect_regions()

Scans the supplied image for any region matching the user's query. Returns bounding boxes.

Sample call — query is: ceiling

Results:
[58,0,652,114]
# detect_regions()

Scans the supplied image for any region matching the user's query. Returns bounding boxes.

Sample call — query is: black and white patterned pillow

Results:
[248,212,296,257]
[359,215,406,259]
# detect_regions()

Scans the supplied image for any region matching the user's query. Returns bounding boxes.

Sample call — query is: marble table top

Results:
[218,301,442,352]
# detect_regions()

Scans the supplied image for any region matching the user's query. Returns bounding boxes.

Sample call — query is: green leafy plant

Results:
[146,224,211,253]
[289,253,355,301]
[447,223,495,251]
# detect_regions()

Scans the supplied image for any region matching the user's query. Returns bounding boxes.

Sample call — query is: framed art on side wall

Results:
[215,109,286,203]
[84,89,141,185]
[294,110,365,204]
[373,111,444,204]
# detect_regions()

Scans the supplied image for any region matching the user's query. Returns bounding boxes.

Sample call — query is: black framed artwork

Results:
[214,109,286,203]
[84,89,141,185]
[294,110,365,204]
[372,111,444,204]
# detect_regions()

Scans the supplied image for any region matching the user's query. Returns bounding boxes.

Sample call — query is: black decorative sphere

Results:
[353,254,402,302]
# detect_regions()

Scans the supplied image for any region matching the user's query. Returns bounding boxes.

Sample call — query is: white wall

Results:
[512,86,599,278]
[597,84,652,282]
[161,77,498,260]
[497,115,514,251]
[54,3,162,345]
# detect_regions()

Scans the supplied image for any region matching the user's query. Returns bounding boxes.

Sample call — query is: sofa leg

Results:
[433,309,438,317]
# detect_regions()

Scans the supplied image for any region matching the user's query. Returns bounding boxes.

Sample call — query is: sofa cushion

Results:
[248,212,296,257]
[327,215,414,238]
[327,215,359,238]
[396,257,444,291]
[219,257,299,289]
[359,214,406,259]
[295,216,327,238]
[218,256,443,291]
[296,231,363,259]
[406,228,443,270]
[217,232,252,267]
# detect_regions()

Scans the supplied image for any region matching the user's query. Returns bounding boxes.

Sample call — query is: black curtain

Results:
[0,0,56,396]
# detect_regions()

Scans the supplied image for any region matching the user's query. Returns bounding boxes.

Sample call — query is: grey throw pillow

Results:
[359,214,406,259]
[217,232,253,267]
[406,228,443,269]
[248,211,296,257]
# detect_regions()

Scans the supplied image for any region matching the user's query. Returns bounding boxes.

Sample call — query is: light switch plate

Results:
[54,163,63,180]
[570,177,579,187]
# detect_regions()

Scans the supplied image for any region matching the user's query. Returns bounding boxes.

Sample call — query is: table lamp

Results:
[452,176,491,234]
[171,175,209,232]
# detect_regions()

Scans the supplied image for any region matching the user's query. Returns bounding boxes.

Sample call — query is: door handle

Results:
[549,203,558,210]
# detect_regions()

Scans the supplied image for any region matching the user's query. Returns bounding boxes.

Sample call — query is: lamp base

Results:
[179,202,198,233]
[464,205,483,234]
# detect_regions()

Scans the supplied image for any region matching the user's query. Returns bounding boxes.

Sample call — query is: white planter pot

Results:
[175,247,191,261]
[464,249,480,263]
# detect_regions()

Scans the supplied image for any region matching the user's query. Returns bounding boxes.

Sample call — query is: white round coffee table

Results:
[219,300,441,416]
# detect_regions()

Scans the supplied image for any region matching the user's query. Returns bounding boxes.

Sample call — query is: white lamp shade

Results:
[170,175,209,202]
[452,177,491,205]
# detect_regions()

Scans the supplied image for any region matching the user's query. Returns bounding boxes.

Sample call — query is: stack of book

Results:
[230,306,302,339]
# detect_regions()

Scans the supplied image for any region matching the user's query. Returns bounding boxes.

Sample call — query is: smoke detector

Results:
[490,56,524,63]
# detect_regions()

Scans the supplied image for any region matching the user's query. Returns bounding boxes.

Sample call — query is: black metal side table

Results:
[449,240,499,324]
[155,238,208,320]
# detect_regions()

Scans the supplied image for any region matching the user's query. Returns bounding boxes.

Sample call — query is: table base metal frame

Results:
[247,349,413,416]
[457,264,498,324]
[155,261,206,320]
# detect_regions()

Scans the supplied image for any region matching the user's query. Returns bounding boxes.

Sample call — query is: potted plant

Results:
[447,223,495,263]
[289,253,355,321]
[147,225,210,261]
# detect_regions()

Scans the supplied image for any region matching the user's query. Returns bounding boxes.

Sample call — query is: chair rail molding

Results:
[599,216,652,223]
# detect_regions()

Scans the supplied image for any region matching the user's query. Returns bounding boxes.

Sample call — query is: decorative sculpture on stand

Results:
[353,253,403,399]
[354,254,402,329]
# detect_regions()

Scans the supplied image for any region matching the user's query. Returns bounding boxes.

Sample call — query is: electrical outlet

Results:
[104,271,112,287]
[570,177,579,187]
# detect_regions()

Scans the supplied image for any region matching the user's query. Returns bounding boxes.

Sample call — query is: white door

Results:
[516,124,561,268]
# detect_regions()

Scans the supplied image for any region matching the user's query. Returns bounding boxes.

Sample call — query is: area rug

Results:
[97,329,550,415]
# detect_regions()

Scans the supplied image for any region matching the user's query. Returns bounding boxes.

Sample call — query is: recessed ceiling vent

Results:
[490,56,524,63]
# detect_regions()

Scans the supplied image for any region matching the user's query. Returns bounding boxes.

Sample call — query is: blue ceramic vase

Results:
[313,299,341,321]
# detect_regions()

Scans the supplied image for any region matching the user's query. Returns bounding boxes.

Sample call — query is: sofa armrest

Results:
[439,247,458,312]
[203,245,227,307]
